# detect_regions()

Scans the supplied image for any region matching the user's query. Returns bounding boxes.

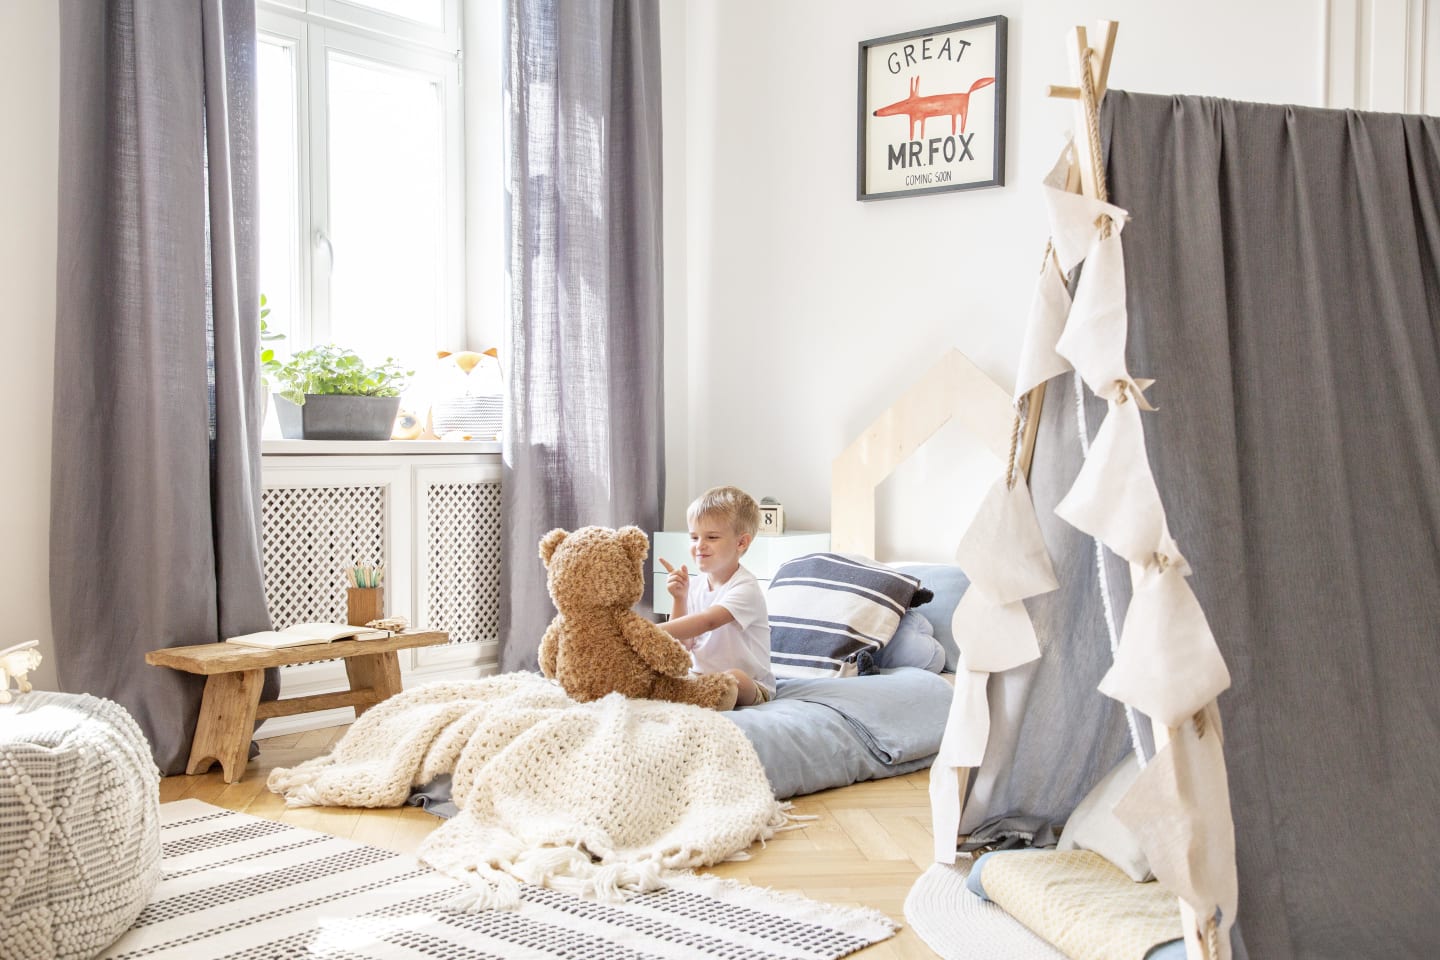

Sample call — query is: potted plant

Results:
[271,344,414,441]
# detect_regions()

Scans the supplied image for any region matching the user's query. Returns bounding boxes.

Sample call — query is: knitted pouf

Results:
[0,691,161,960]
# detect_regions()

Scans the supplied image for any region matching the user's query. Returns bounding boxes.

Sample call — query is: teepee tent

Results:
[923,20,1440,960]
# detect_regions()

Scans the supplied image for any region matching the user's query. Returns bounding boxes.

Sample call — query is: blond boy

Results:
[660,486,775,707]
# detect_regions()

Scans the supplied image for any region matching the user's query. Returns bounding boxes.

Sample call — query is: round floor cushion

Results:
[0,691,160,960]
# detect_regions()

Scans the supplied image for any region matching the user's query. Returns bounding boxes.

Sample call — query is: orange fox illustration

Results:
[873,75,995,141]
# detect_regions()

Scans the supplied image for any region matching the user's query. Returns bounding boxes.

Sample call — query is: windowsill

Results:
[262,439,502,456]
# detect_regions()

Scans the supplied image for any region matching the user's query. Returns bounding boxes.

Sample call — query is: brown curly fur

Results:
[536,525,738,710]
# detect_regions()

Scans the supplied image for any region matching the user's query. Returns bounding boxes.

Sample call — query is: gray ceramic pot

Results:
[272,394,401,441]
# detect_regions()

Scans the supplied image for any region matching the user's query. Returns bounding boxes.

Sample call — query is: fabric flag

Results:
[954,475,1059,606]
[1099,563,1231,727]
[1014,247,1074,400]
[929,658,991,864]
[951,590,1042,674]
[1113,702,1238,960]
[1055,231,1150,405]
[1043,152,1129,273]
[1054,398,1180,569]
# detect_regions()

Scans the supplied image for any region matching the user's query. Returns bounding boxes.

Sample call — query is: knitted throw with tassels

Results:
[266,672,792,909]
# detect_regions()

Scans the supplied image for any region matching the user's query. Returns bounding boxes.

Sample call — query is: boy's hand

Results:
[659,558,689,602]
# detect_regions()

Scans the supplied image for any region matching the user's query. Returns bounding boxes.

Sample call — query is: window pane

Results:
[257,37,300,347]
[326,52,445,378]
[341,0,444,28]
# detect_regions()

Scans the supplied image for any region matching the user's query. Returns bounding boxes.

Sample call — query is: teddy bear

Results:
[537,525,739,711]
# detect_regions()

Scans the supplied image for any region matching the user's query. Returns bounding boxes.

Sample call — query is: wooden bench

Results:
[146,630,449,783]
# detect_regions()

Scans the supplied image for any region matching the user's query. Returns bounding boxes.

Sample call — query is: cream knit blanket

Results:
[267,672,790,909]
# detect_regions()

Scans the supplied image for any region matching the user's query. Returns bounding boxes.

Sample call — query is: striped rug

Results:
[100,800,896,959]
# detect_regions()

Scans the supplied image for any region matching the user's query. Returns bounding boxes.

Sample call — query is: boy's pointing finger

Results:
[659,558,675,574]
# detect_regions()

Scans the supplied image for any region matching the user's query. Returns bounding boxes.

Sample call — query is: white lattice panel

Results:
[261,484,387,629]
[423,481,501,645]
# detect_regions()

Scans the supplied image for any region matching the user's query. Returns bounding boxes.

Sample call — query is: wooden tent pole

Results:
[1019,21,1120,482]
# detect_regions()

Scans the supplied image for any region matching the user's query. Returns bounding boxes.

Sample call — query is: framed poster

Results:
[857,16,1007,201]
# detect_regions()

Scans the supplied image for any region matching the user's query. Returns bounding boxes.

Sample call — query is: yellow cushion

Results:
[981,849,1182,960]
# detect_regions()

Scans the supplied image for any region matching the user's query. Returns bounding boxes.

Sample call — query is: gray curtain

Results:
[983,91,1440,959]
[52,0,273,775]
[499,0,665,672]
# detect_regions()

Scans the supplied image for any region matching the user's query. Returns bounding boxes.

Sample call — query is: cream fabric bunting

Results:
[1113,702,1238,960]
[1054,398,1180,569]
[1003,122,1239,960]
[1054,231,1153,406]
[951,590,1042,674]
[1043,167,1129,273]
[930,659,991,864]
[955,475,1060,606]
[1014,247,1074,400]
[1099,563,1231,727]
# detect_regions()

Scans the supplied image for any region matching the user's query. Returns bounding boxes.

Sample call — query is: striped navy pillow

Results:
[767,553,928,679]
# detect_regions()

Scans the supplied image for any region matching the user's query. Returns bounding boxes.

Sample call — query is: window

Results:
[257,0,464,387]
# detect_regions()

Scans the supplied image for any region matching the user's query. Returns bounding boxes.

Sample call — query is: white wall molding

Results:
[1327,0,1436,112]
[1422,0,1440,111]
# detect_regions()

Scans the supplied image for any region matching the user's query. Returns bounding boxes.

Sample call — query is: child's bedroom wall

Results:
[1,1,60,689]
[2,2,1428,683]
[661,0,1347,559]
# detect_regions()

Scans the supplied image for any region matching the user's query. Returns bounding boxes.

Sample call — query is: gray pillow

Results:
[1058,754,1153,881]
[891,562,970,673]
[873,610,946,672]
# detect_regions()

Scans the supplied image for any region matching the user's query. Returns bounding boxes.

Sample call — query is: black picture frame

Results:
[857,15,1008,201]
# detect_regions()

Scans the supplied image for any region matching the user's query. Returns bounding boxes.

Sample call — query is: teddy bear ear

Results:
[539,528,569,566]
[618,525,650,564]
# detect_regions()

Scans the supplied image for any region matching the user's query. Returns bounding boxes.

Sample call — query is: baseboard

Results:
[252,659,497,741]
[254,707,356,740]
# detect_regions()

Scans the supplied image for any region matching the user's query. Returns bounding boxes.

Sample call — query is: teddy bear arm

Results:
[620,615,691,677]
[538,618,562,678]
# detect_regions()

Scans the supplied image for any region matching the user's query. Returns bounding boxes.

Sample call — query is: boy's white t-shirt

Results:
[686,564,775,696]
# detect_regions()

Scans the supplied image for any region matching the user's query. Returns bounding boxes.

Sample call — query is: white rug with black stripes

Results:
[100,800,896,960]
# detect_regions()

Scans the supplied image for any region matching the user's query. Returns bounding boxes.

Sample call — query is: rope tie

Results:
[1077,46,1109,204]
[1005,396,1026,490]
[1204,916,1222,960]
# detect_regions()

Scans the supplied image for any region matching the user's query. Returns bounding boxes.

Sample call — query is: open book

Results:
[225,622,392,649]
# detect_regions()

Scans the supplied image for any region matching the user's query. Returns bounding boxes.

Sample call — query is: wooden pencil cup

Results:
[347,587,384,626]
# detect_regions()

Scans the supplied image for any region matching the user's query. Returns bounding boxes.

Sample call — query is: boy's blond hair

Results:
[686,486,760,541]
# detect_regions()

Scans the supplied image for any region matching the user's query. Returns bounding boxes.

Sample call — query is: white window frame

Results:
[258,0,465,356]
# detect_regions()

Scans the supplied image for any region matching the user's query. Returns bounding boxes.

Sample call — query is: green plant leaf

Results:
[270,343,412,403]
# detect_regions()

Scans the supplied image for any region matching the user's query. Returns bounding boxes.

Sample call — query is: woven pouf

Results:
[0,691,161,960]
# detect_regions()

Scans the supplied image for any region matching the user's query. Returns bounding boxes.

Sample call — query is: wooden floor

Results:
[161,725,943,959]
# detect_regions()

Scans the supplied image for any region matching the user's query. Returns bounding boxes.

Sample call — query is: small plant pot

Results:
[272,394,401,441]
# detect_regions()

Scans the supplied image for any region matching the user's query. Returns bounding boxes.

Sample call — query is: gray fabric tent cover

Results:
[976,92,1440,959]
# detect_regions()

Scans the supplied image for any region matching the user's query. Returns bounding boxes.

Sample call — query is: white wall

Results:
[2,1,1434,693]
[0,0,59,689]
[661,0,1334,558]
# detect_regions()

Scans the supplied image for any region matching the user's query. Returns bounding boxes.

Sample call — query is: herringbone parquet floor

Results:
[160,724,941,959]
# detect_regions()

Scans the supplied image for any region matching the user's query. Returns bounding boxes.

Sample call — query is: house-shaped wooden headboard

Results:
[830,348,1013,557]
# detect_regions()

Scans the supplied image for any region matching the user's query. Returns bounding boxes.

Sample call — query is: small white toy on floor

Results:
[0,639,41,703]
